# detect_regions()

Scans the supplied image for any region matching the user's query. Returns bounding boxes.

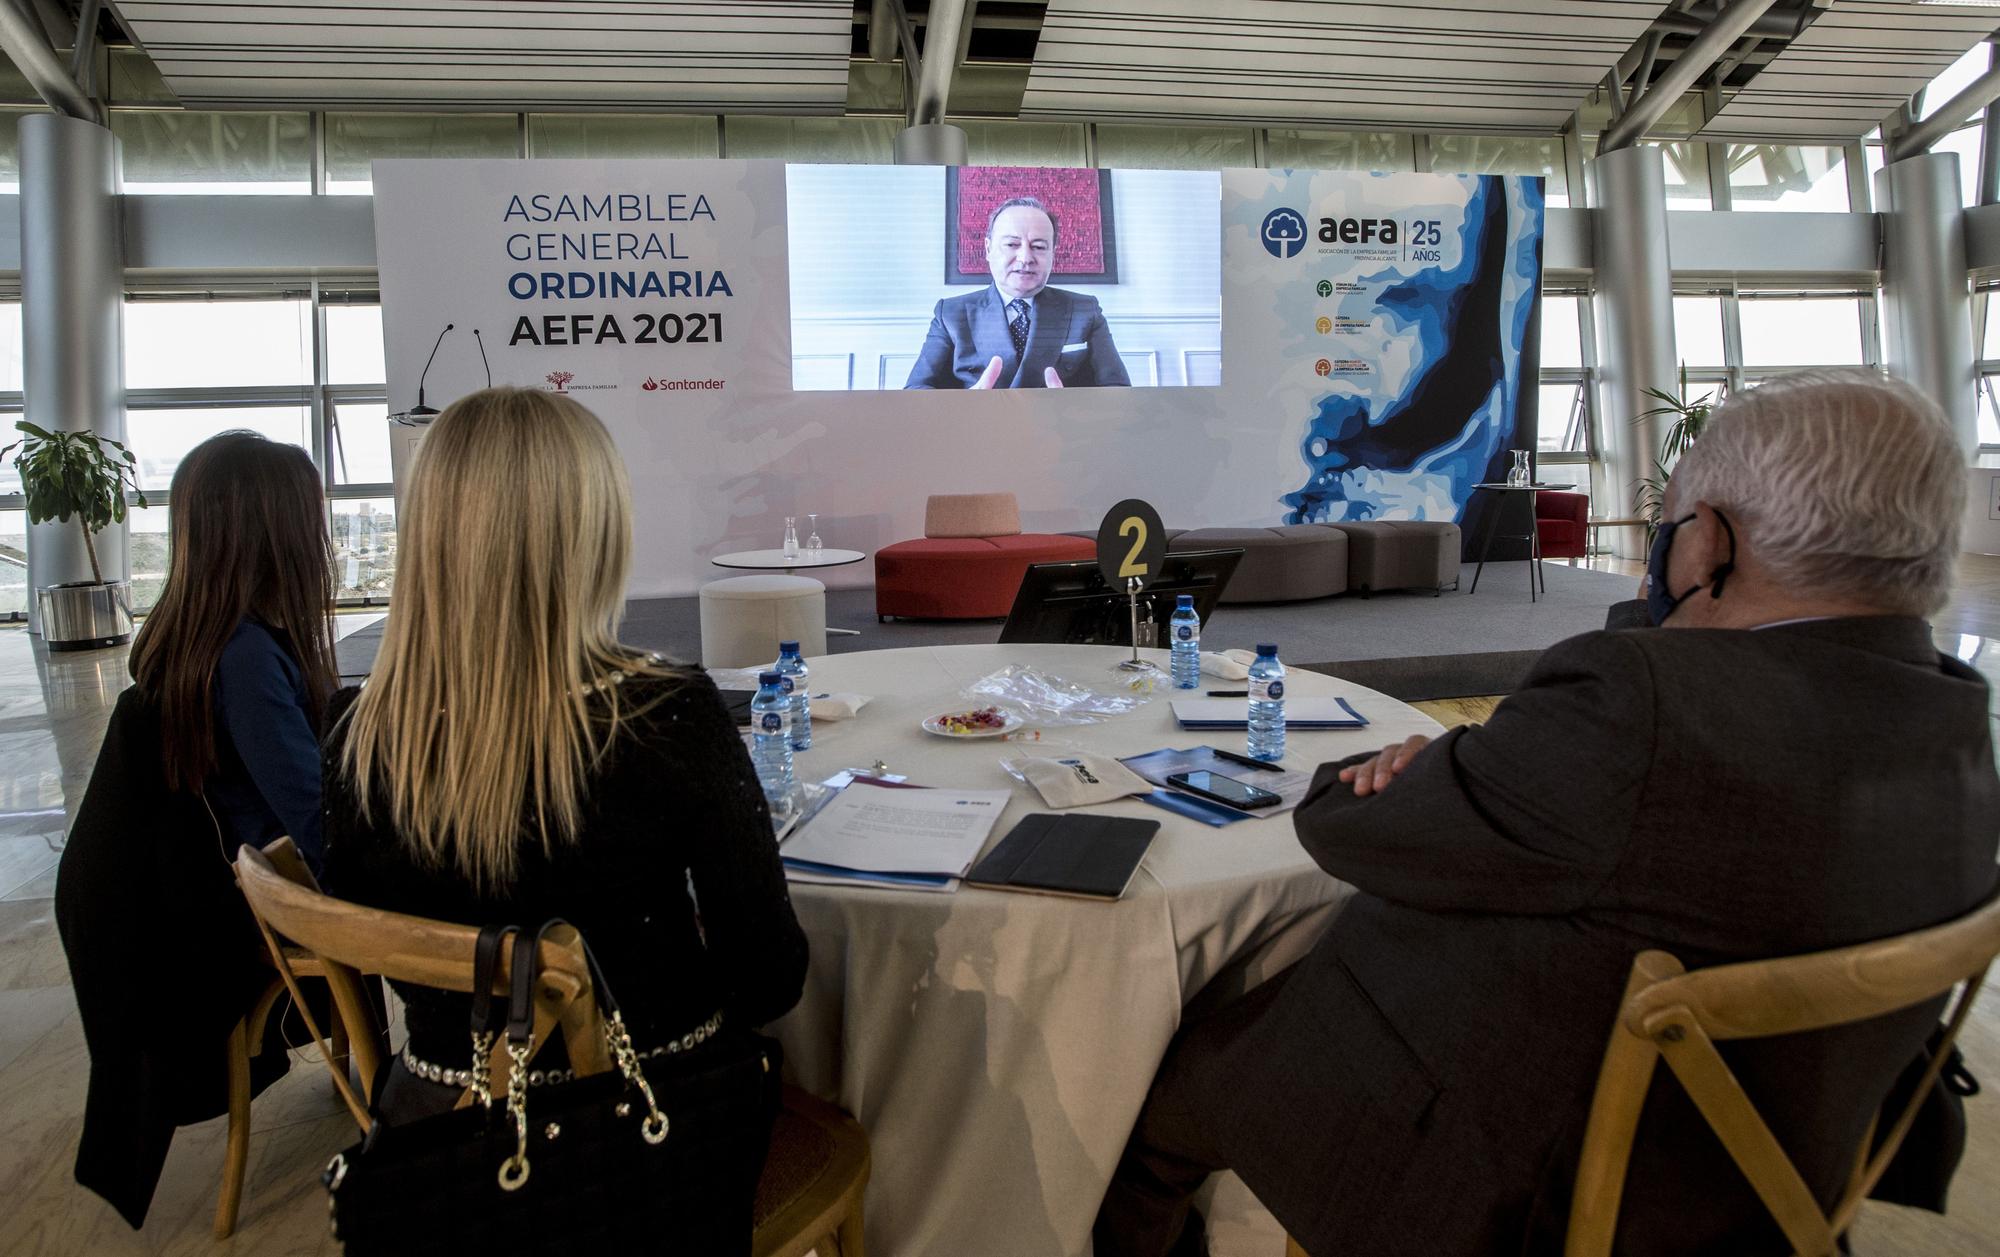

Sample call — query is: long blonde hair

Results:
[339,387,676,889]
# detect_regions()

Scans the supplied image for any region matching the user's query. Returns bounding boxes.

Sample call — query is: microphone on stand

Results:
[390,322,454,427]
[472,328,491,387]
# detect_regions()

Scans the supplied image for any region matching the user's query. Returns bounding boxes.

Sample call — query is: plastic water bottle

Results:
[776,640,812,751]
[1247,643,1286,762]
[1169,595,1201,690]
[750,671,797,818]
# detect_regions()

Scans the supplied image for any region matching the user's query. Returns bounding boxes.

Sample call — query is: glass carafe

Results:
[782,516,799,559]
[805,513,823,556]
[1507,449,1532,487]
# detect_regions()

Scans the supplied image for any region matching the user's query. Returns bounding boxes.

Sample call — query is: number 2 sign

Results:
[1095,498,1168,592]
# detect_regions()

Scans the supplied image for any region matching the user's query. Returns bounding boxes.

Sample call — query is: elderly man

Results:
[1095,369,1999,1257]
[904,196,1130,390]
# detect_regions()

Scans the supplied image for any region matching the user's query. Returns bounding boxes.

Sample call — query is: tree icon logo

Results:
[1315,316,1332,335]
[1316,279,1334,298]
[545,371,574,393]
[1260,208,1308,259]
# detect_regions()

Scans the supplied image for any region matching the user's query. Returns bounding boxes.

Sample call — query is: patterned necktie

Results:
[1007,298,1030,359]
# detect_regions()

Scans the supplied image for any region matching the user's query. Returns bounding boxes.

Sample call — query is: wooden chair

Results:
[215,838,364,1238]
[234,841,871,1256]
[1282,892,2000,1257]
[1566,892,2000,1257]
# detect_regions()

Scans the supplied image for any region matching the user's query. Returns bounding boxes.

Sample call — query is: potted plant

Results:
[1,420,147,650]
[1633,365,1718,543]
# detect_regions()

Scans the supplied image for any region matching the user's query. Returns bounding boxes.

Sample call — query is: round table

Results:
[710,547,866,570]
[711,549,868,636]
[760,642,1442,1257]
[1466,482,1576,604]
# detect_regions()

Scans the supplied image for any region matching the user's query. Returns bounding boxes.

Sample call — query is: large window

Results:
[1737,294,1866,369]
[325,113,520,194]
[1430,135,1571,207]
[110,111,312,194]
[1095,124,1255,170]
[1726,144,1849,212]
[1264,129,1412,172]
[1537,294,1591,455]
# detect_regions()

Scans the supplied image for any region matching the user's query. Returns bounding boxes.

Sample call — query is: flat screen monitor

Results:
[999,549,1243,648]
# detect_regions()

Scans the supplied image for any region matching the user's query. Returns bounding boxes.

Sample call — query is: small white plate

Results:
[921,709,1025,739]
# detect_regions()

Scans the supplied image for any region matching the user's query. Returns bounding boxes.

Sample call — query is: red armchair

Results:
[1535,490,1590,564]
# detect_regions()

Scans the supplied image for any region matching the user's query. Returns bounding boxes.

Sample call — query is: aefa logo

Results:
[1260,207,1308,259]
[545,370,574,394]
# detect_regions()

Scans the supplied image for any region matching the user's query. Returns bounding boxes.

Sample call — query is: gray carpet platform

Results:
[336,560,1634,701]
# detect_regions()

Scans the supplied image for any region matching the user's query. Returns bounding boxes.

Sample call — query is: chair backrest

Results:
[235,841,611,1122]
[1536,490,1589,525]
[1567,891,2000,1257]
[925,492,1021,538]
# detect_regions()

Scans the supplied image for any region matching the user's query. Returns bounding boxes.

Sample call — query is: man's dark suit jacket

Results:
[1207,617,1999,1256]
[904,285,1130,389]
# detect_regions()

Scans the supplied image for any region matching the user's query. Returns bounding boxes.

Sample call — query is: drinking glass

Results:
[805,514,823,556]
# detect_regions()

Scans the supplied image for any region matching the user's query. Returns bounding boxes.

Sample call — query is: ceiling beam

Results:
[1601,0,1780,153]
[1889,56,2000,163]
[0,0,98,120]
[912,0,969,126]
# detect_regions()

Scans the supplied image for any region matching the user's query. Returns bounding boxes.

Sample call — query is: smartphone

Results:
[1166,770,1282,810]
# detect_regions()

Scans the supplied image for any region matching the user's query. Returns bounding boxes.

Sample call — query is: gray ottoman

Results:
[1329,520,1461,596]
[1168,525,1348,603]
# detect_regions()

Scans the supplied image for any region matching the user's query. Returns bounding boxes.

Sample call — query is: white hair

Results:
[1667,368,1965,616]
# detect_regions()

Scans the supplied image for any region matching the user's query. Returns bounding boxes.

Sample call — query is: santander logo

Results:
[641,377,660,391]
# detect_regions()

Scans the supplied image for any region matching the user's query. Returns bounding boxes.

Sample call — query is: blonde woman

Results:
[322,387,808,1128]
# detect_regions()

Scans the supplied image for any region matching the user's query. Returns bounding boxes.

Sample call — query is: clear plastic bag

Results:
[961,664,1157,727]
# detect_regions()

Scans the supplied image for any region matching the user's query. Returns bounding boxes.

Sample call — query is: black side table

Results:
[1467,482,1576,603]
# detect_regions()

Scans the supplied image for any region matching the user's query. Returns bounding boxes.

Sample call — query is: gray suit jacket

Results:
[904,285,1130,389]
[1215,618,1999,1256]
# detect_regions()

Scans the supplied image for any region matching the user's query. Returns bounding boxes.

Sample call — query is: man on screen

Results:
[905,197,1131,390]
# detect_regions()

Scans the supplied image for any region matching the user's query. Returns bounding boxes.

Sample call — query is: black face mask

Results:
[1645,508,1737,626]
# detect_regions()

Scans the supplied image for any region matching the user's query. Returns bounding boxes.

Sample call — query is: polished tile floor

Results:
[1,562,1997,1256]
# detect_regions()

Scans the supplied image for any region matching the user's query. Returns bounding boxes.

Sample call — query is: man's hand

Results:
[1043,366,1064,388]
[971,356,1005,389]
[1337,734,1432,797]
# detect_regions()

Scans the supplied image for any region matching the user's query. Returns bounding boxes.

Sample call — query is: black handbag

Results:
[303,920,781,1256]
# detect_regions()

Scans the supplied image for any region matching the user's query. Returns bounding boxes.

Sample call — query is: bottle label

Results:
[760,710,788,734]
[779,676,795,694]
[1175,625,1194,642]
[1254,678,1285,702]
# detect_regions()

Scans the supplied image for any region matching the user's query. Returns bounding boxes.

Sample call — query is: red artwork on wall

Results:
[946,167,1119,285]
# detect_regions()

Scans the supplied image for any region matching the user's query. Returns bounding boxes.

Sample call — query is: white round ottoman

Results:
[698,575,827,668]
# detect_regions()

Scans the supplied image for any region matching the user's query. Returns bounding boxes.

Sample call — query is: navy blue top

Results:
[207,619,323,870]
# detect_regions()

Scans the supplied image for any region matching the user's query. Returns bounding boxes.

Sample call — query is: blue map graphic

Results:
[1281,177,1544,541]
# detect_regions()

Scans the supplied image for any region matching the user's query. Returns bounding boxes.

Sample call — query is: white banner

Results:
[374,160,1541,598]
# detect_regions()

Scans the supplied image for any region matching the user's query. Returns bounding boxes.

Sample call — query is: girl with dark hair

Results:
[59,429,337,1228]
[129,429,337,868]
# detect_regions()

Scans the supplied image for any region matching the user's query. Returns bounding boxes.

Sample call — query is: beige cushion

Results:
[699,575,827,668]
[924,493,1021,539]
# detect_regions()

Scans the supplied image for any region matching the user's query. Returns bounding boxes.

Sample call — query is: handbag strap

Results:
[464,924,519,1111]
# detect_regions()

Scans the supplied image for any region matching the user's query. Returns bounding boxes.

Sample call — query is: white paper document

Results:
[781,785,1012,876]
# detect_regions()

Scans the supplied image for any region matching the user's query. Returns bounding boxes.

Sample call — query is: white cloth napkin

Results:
[809,692,871,721]
[1007,753,1153,809]
[1200,649,1257,681]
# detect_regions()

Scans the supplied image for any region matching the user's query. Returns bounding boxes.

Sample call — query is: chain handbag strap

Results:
[491,919,673,1192]
[466,925,518,1111]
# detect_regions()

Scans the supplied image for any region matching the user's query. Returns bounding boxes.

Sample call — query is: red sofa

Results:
[875,494,1096,620]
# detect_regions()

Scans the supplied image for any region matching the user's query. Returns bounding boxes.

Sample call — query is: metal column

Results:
[1589,144,1677,558]
[19,112,127,633]
[1875,153,1977,454]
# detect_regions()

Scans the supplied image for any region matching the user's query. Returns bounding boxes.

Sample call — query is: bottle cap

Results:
[779,640,800,654]
[1256,643,1278,657]
[1175,594,1194,609]
[758,671,782,686]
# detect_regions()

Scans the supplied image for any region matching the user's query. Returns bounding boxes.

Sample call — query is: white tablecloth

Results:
[761,644,1442,1257]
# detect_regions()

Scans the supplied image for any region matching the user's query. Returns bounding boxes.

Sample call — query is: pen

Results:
[1206,689,1248,697]
[1209,746,1286,773]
